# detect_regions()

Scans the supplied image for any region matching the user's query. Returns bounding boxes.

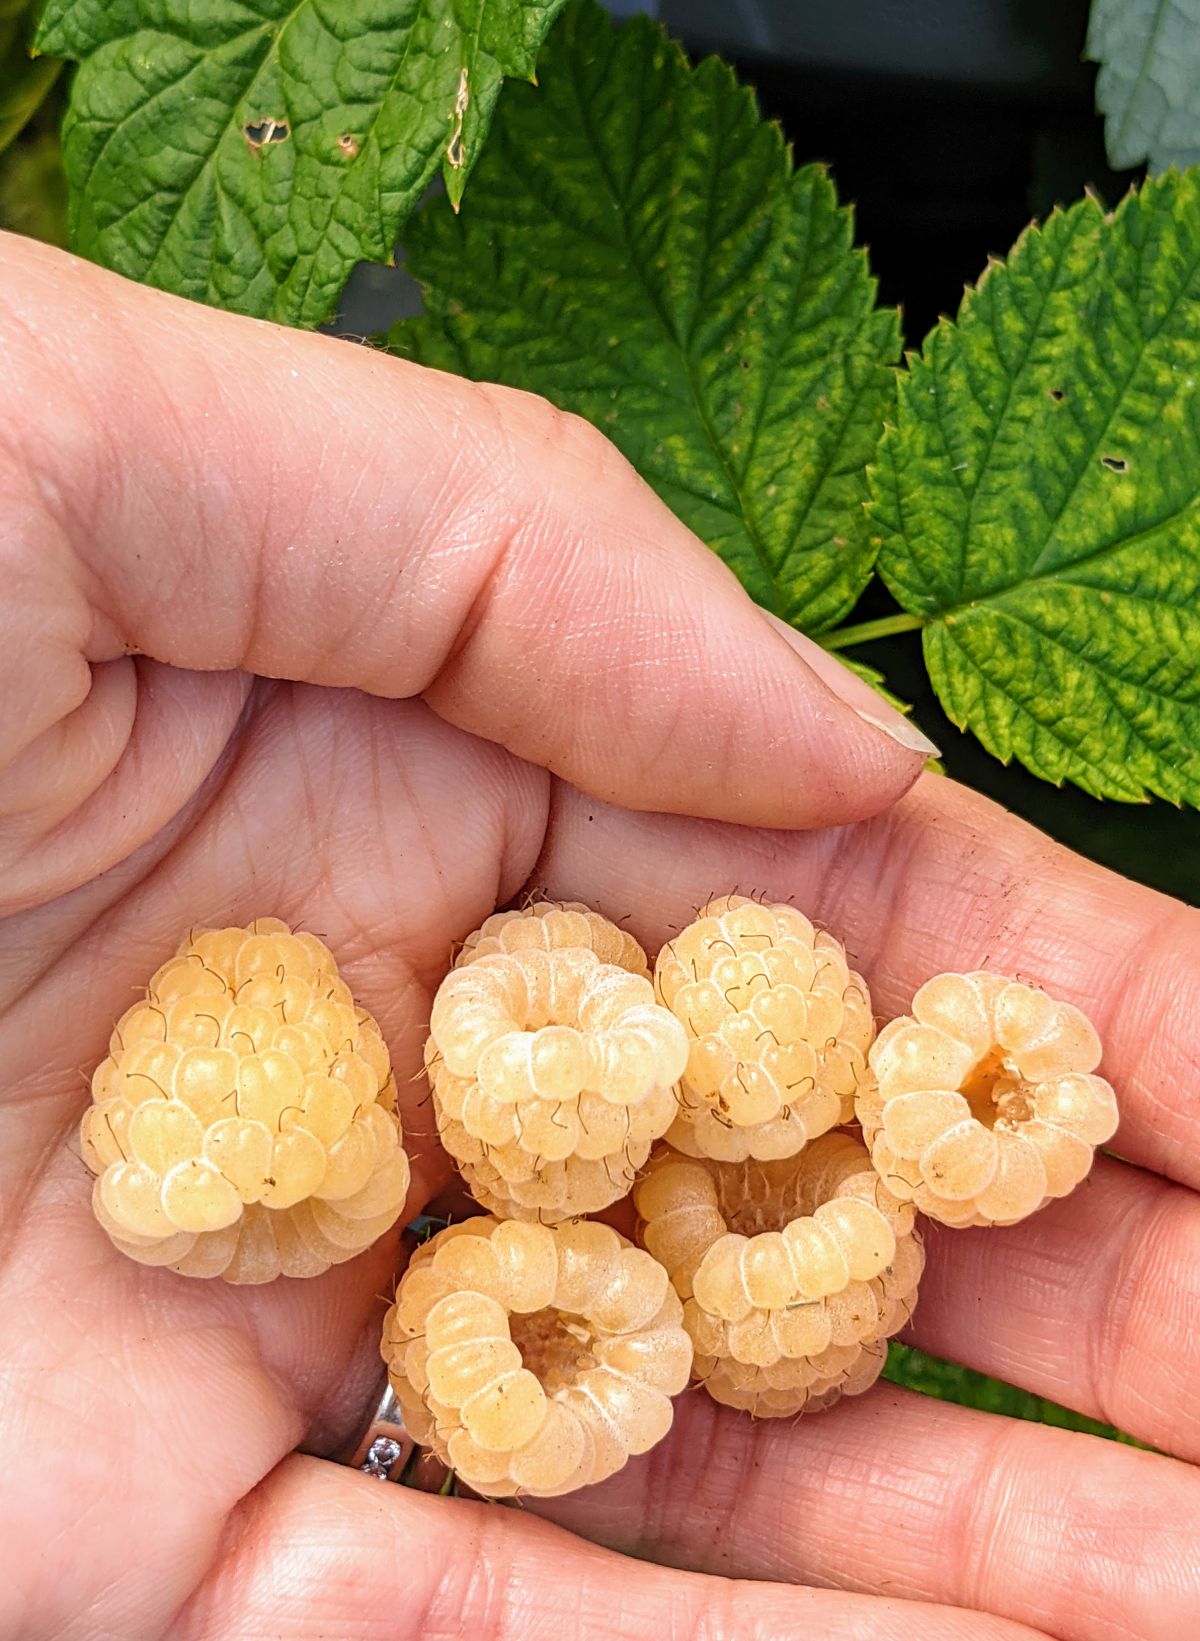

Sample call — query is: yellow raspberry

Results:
[634,1133,922,1418]
[426,911,687,1221]
[654,895,874,1161]
[81,918,411,1282]
[459,901,651,978]
[860,971,1119,1227]
[697,1337,889,1418]
[381,1216,693,1497]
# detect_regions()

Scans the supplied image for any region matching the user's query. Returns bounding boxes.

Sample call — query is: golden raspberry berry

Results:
[634,1133,921,1418]
[699,1337,889,1418]
[382,1216,693,1496]
[655,896,874,1161]
[860,971,1119,1228]
[81,918,411,1282]
[459,901,650,978]
[426,912,687,1221]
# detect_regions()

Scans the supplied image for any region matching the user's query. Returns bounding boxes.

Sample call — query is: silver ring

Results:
[344,1376,415,1481]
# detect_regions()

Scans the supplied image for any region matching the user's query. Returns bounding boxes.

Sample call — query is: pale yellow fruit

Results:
[655,895,874,1162]
[382,1216,693,1496]
[82,919,411,1281]
[458,902,650,979]
[860,971,1119,1227]
[696,1337,889,1418]
[634,1133,921,1418]
[426,909,686,1221]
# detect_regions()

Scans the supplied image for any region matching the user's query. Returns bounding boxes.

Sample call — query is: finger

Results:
[901,1154,1200,1461]
[534,772,1200,1190]
[0,1161,370,1638]
[1,692,541,1174]
[0,658,250,918]
[531,1383,1198,1641]
[534,777,1200,1448]
[0,695,540,1636]
[0,235,931,885]
[171,1454,1048,1641]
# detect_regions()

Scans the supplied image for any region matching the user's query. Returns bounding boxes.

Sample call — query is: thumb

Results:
[1,234,933,832]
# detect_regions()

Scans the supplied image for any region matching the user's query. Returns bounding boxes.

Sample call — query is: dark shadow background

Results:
[338,0,1198,904]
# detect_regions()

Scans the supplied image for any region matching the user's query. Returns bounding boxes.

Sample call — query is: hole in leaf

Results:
[337,133,360,158]
[1100,454,1128,473]
[243,118,290,152]
[1047,387,1065,402]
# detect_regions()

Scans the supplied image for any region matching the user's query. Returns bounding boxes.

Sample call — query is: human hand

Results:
[0,229,1189,1641]
[0,227,927,1638]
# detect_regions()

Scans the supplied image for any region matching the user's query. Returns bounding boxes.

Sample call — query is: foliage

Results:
[393,5,1200,805]
[872,175,1200,804]
[1088,0,1200,172]
[390,3,899,633]
[34,0,568,325]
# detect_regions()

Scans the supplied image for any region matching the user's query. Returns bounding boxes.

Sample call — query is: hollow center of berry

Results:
[713,1163,814,1236]
[509,1308,597,1395]
[960,1048,1035,1128]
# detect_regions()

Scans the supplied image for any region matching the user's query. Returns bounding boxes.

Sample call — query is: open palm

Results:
[1,234,1194,1641]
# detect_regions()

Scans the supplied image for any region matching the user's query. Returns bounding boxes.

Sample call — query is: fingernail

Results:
[758,608,941,758]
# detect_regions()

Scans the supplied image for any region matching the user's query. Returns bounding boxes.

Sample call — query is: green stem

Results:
[820,612,925,650]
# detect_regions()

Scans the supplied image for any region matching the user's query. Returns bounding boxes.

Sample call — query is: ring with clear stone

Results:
[342,1377,414,1481]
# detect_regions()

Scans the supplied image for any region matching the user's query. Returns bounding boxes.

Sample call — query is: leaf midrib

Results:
[427,155,887,624]
[932,619,1175,801]
[564,39,789,613]
[1024,243,1200,584]
[286,0,434,322]
[913,184,1200,622]
[937,208,1090,602]
[1109,0,1173,161]
[951,600,1200,723]
[927,481,1200,626]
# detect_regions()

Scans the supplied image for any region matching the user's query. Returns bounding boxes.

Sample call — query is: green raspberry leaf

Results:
[389,1,900,631]
[872,173,1200,804]
[1087,0,1200,172]
[34,0,568,327]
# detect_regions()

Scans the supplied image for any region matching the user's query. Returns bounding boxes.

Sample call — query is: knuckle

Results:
[480,381,628,502]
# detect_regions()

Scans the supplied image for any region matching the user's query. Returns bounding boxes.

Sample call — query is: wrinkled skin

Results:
[1,233,1197,1641]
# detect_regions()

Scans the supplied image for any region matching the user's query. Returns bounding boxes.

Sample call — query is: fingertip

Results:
[757,610,940,760]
